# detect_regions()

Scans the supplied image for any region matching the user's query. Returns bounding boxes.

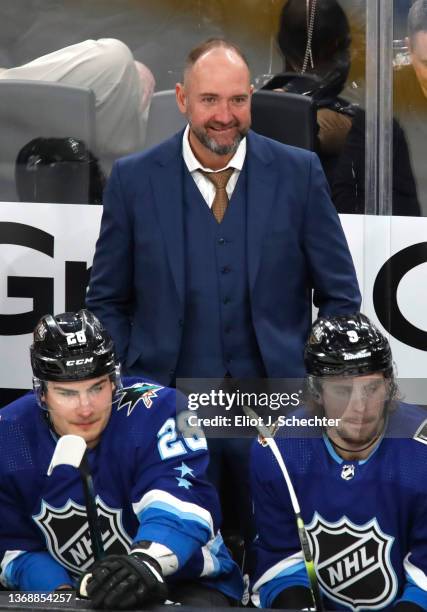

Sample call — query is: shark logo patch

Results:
[114,383,163,415]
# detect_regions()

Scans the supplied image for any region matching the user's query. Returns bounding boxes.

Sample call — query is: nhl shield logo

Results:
[307,513,397,610]
[34,496,132,576]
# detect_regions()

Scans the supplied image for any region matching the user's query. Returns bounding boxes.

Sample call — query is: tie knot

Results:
[201,167,234,189]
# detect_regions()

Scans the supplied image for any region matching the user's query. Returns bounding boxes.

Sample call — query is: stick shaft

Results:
[242,406,324,611]
[80,454,105,561]
[267,436,324,611]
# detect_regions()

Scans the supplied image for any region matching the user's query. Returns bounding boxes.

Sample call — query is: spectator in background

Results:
[0,39,155,172]
[333,1,425,217]
[332,108,420,216]
[394,0,427,215]
[262,0,356,187]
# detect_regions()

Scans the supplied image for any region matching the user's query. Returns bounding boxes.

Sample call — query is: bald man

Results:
[87,38,360,553]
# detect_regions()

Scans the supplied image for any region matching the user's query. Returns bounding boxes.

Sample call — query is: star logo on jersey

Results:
[307,513,397,610]
[33,496,132,576]
[114,383,163,415]
[174,462,194,478]
[176,477,192,489]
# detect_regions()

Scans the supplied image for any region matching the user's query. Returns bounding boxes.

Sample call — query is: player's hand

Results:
[78,552,168,609]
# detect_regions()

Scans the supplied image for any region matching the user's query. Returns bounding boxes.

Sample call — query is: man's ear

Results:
[175,82,187,114]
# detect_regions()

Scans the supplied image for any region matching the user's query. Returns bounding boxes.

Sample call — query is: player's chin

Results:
[72,422,102,442]
[341,425,378,446]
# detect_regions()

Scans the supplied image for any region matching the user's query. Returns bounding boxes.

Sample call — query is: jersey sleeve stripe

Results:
[404,553,427,590]
[133,489,214,536]
[253,551,305,592]
[200,533,228,577]
[201,544,220,577]
[0,550,25,587]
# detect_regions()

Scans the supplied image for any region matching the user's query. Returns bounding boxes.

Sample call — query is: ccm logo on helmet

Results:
[65,358,94,366]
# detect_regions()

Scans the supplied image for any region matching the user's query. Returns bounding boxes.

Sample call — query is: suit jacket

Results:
[86,129,361,383]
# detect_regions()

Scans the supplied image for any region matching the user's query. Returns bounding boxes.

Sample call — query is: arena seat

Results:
[144,89,186,150]
[251,90,316,151]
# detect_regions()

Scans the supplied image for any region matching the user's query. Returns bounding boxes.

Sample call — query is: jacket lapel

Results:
[246,131,278,292]
[150,132,185,305]
[149,130,277,302]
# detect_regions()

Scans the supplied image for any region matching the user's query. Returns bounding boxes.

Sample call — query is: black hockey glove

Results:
[272,585,317,610]
[393,603,424,612]
[78,552,168,609]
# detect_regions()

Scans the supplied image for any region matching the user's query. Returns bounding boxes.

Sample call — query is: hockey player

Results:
[0,310,243,608]
[251,314,427,611]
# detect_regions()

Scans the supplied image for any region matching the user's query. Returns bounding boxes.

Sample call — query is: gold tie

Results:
[201,168,234,223]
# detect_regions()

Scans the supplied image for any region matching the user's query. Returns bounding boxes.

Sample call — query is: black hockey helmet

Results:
[31,309,117,382]
[305,313,392,377]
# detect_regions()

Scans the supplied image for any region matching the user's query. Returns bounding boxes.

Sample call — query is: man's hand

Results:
[78,553,168,609]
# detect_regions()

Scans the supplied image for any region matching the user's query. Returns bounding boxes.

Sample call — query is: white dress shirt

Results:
[182,124,247,208]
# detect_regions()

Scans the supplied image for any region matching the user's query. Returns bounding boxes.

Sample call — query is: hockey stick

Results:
[243,405,324,612]
[48,435,105,561]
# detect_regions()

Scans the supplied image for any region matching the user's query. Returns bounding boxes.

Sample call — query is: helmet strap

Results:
[33,376,46,409]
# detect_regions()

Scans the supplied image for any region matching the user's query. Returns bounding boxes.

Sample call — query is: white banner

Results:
[341,215,427,402]
[0,207,426,401]
[0,202,102,391]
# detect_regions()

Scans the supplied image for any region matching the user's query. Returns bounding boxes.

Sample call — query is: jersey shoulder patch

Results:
[413,418,427,445]
[114,382,164,416]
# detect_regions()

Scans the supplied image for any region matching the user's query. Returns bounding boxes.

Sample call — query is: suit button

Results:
[223,297,231,305]
[225,356,232,363]
[225,326,232,334]
[218,237,225,245]
[221,266,231,274]
[169,369,175,377]
[178,319,184,327]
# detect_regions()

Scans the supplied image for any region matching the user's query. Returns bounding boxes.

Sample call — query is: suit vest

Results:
[175,162,265,379]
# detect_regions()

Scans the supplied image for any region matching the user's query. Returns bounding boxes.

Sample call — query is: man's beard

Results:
[337,415,385,448]
[190,121,249,156]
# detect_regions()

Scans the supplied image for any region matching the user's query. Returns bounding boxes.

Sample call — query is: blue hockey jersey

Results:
[0,377,243,599]
[251,402,427,610]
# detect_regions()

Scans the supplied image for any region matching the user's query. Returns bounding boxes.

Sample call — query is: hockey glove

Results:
[78,552,168,609]
[272,585,317,610]
[393,603,424,612]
